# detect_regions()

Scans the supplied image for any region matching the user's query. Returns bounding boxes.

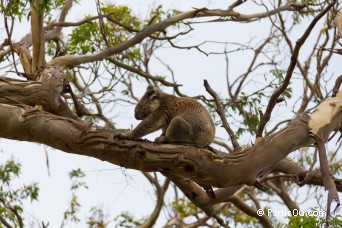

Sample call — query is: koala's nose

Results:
[135,113,141,120]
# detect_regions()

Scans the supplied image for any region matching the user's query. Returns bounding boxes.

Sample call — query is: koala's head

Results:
[134,85,161,120]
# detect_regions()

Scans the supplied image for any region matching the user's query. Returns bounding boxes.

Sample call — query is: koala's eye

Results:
[148,93,157,100]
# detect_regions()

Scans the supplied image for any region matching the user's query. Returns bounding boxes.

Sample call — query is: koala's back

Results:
[160,94,215,146]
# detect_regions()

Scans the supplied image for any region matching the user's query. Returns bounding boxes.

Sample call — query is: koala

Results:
[115,85,215,147]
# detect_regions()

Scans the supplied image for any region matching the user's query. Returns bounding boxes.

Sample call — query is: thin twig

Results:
[256,0,337,138]
[1,0,20,76]
[204,79,241,151]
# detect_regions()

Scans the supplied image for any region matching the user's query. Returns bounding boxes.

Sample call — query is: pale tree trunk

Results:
[335,13,342,37]
[31,0,46,73]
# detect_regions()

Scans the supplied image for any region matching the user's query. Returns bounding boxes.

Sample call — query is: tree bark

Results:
[335,13,342,37]
[1,95,341,189]
[31,0,46,72]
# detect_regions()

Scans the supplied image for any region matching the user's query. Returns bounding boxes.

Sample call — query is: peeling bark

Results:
[0,66,79,120]
[308,99,342,224]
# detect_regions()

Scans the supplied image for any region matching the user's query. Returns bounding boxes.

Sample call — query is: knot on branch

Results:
[193,7,208,17]
[137,149,146,159]
[172,154,198,174]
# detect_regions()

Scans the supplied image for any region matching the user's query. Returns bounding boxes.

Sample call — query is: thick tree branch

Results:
[1,89,342,226]
[1,95,341,188]
[0,67,78,120]
[0,69,60,109]
[48,10,199,66]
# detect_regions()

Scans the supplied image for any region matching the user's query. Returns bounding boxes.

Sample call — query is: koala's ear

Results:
[146,85,155,93]
[146,85,160,98]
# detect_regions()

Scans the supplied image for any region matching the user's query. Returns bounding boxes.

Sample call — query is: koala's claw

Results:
[154,136,168,143]
[114,132,130,140]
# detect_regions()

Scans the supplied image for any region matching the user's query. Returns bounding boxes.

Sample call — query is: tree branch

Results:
[0,215,13,228]
[0,67,78,120]
[229,195,272,227]
[271,159,342,191]
[1,92,342,225]
[2,95,341,189]
[140,173,169,228]
[45,0,73,41]
[204,79,241,151]
[256,0,337,138]
[107,57,181,87]
[266,178,299,211]
[48,3,308,66]
[30,0,46,72]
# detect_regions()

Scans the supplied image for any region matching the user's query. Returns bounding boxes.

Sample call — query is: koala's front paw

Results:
[114,131,132,140]
[154,136,168,143]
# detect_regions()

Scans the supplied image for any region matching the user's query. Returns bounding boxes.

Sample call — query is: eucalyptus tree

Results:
[0,0,342,227]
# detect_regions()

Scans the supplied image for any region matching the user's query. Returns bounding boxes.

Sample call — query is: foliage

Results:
[0,159,39,227]
[87,206,109,228]
[287,214,325,227]
[218,202,258,227]
[29,0,79,14]
[0,0,28,21]
[285,214,342,227]
[68,4,141,60]
[113,212,142,227]
[61,168,88,227]
[270,209,342,227]
[68,18,103,54]
[171,197,198,218]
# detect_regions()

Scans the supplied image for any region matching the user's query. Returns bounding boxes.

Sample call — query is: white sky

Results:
[0,0,341,227]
